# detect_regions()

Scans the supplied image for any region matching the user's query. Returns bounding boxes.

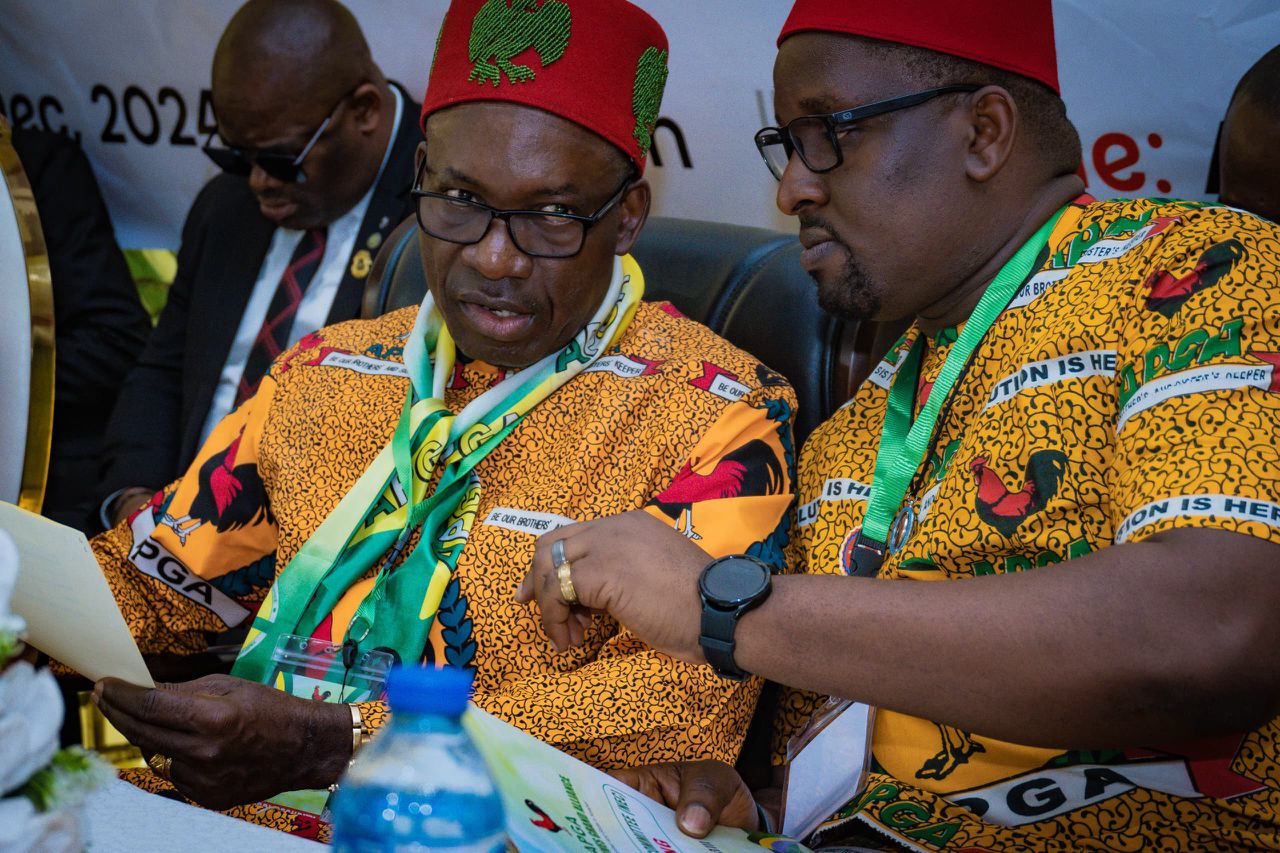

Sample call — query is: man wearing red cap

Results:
[75,0,795,840]
[523,1,1280,850]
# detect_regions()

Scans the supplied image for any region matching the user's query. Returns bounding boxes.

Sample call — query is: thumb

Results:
[673,764,735,838]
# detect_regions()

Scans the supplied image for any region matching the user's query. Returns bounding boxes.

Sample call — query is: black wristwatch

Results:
[697,554,773,681]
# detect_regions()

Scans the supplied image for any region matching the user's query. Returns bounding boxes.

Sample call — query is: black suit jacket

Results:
[100,91,422,500]
[11,128,153,532]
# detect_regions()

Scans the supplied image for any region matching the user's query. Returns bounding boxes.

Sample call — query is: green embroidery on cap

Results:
[632,46,668,154]
[468,0,572,87]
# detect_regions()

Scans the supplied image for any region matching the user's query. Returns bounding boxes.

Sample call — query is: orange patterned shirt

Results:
[779,198,1280,851]
[96,299,796,838]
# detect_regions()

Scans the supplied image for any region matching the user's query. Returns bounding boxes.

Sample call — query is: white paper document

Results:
[0,501,153,686]
[464,706,813,852]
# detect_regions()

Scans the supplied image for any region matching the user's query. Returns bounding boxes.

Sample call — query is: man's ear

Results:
[614,179,651,256]
[964,86,1018,183]
[348,81,384,135]
[413,141,428,183]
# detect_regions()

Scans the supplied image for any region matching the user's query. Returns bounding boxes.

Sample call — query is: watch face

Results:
[701,557,770,607]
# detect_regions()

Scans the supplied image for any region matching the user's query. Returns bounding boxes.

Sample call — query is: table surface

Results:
[84,780,324,851]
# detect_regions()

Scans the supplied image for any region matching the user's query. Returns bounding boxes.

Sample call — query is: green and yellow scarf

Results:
[232,255,644,685]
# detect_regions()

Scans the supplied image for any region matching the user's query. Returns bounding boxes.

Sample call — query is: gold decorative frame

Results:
[0,116,55,513]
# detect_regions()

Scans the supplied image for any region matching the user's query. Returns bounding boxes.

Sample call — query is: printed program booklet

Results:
[464,707,813,852]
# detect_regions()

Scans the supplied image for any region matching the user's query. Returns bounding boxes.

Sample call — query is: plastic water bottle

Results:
[330,665,507,852]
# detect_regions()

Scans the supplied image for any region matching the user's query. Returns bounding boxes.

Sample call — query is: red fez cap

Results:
[778,0,1060,94]
[421,0,670,173]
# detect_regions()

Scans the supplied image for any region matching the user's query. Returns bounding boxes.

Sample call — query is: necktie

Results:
[236,228,327,405]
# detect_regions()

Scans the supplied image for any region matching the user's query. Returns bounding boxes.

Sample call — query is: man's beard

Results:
[813,234,881,321]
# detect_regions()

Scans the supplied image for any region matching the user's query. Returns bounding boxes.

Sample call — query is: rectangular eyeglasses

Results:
[411,161,633,259]
[754,85,982,180]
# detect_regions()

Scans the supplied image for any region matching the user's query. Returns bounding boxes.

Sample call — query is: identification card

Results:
[269,633,394,703]
[780,699,876,840]
[266,635,395,818]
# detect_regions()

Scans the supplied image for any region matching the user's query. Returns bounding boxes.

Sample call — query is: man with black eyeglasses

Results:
[521,1,1280,850]
[97,0,422,530]
[80,0,796,839]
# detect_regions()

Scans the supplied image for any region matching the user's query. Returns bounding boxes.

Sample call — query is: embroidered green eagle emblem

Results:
[632,45,669,154]
[468,0,572,87]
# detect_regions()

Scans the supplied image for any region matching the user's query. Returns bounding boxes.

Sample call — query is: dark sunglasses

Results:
[202,93,348,183]
[754,85,982,180]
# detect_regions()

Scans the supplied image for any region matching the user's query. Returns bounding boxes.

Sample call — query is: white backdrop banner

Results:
[1,1,1277,249]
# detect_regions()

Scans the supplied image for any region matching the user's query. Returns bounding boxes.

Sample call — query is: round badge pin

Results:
[350,249,373,279]
[839,526,861,575]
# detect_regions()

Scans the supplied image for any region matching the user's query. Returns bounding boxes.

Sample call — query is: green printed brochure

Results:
[463,707,813,853]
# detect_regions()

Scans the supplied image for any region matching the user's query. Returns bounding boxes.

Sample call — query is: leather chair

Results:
[363,215,879,443]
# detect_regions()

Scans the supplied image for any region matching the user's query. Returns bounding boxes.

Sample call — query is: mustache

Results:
[797,214,853,256]
[797,209,840,232]
[796,213,849,247]
[796,211,831,233]
[448,278,539,315]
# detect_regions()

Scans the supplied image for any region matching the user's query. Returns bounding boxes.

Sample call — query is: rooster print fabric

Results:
[780,197,1280,852]
[91,300,794,839]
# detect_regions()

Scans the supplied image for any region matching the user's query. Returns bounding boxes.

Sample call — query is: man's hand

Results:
[108,486,154,527]
[93,674,351,809]
[516,510,708,662]
[610,760,759,838]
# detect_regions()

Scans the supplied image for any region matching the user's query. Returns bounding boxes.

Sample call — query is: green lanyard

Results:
[847,207,1067,577]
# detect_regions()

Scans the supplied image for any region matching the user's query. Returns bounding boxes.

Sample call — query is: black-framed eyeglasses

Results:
[754,85,982,180]
[411,162,634,259]
[202,93,348,183]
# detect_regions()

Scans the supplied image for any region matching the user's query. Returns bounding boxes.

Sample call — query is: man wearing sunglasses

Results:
[523,1,1280,850]
[83,0,796,839]
[98,0,422,530]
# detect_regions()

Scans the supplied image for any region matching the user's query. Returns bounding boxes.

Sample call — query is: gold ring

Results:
[147,752,173,781]
[552,539,579,605]
[557,560,579,605]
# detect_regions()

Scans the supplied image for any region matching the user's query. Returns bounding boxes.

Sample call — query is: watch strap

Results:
[700,601,749,681]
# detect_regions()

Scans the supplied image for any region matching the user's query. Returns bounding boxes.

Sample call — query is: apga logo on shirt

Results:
[651,439,786,539]
[1143,239,1247,317]
[1050,211,1181,269]
[1118,350,1280,432]
[970,450,1068,537]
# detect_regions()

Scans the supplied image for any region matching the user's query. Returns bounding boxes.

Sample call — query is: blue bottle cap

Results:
[386,665,474,716]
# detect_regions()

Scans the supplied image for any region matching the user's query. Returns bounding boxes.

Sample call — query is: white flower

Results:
[0,796,82,853]
[0,531,25,659]
[0,662,62,796]
[0,530,19,611]
[0,531,109,852]
[19,747,115,813]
